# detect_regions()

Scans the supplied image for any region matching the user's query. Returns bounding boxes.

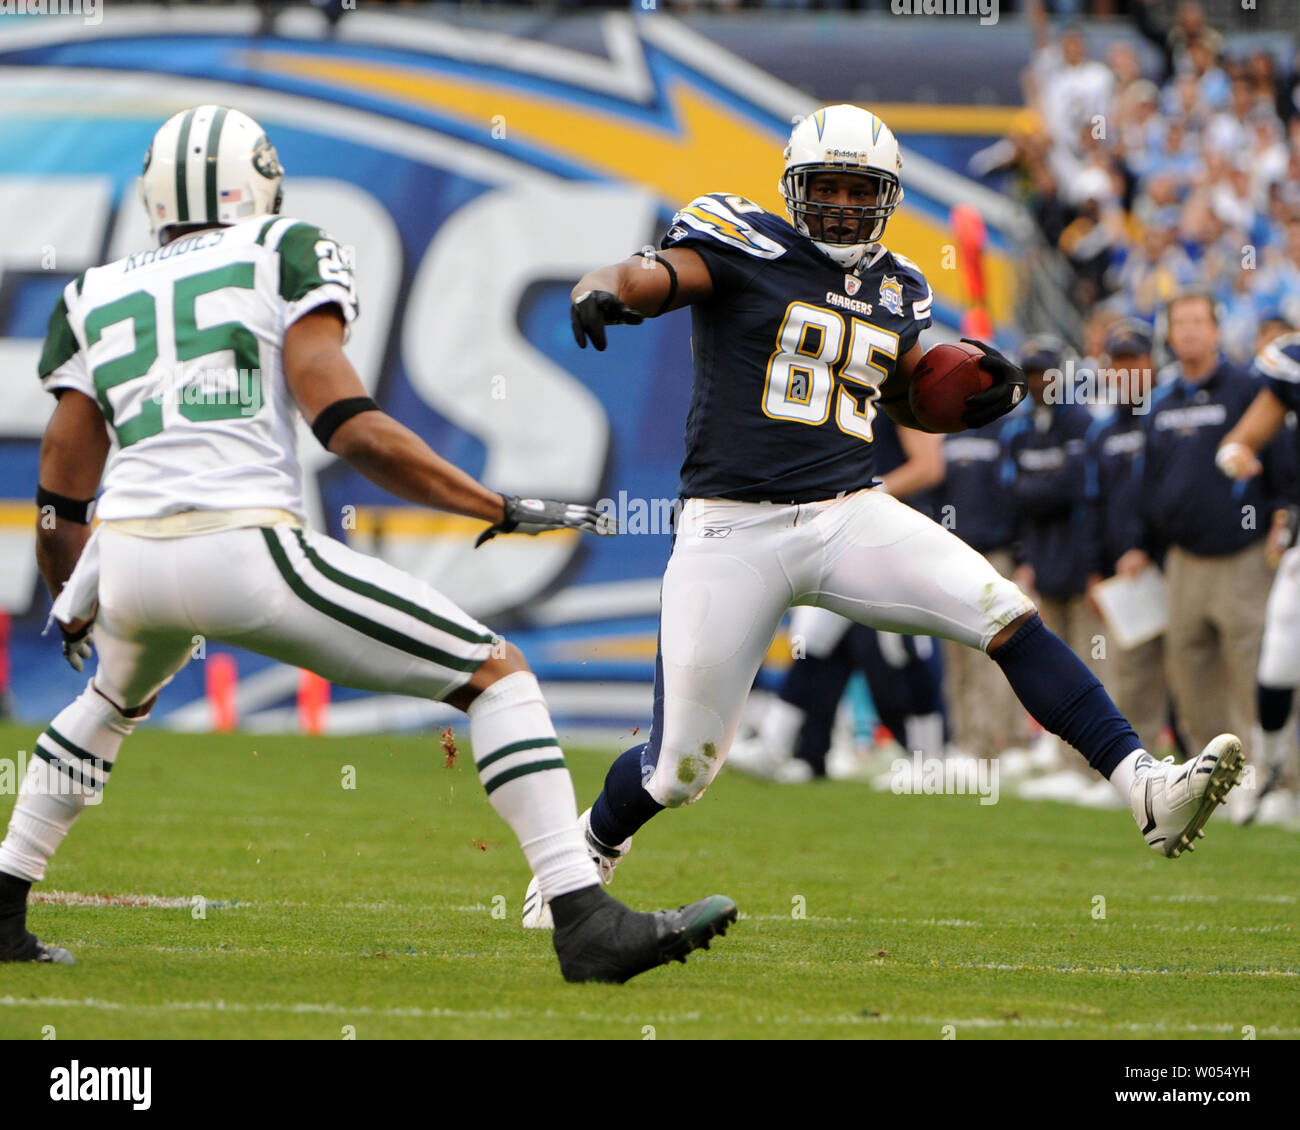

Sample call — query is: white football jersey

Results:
[38,214,359,521]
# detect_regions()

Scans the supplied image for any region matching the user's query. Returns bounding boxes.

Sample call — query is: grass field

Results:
[0,721,1296,1040]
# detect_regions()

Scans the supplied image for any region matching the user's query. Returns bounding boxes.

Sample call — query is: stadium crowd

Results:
[992,0,1300,348]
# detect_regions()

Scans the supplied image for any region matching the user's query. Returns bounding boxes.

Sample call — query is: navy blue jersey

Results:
[1000,402,1093,598]
[1249,333,1300,506]
[1253,333,1300,416]
[871,412,938,519]
[661,193,933,503]
[1084,406,1146,577]
[1136,358,1292,557]
[937,420,1016,552]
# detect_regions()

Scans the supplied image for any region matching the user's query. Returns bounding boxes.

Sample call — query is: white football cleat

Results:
[1074,776,1127,810]
[1130,734,1244,858]
[725,735,790,780]
[1017,768,1092,803]
[521,808,632,930]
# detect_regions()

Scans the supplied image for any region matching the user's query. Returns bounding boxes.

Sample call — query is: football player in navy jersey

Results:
[1217,332,1300,822]
[523,105,1244,927]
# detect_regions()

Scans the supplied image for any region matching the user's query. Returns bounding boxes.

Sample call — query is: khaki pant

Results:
[1105,634,1168,755]
[943,548,1031,756]
[1164,539,1272,753]
[1035,590,1107,770]
[1036,591,1105,676]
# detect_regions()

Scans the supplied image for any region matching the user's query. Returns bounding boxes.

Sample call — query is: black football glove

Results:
[476,495,617,548]
[59,620,94,673]
[960,337,1028,428]
[570,290,644,352]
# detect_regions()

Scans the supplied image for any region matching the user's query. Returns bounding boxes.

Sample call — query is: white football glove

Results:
[59,621,94,672]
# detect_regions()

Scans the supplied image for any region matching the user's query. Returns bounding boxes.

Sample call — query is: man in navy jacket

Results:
[1115,291,1293,753]
[1000,337,1099,674]
[940,419,1031,757]
[1084,321,1169,753]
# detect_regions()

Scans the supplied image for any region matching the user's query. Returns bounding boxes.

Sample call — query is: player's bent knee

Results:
[987,608,1039,656]
[446,641,531,712]
[649,778,706,809]
[645,744,724,808]
[480,640,528,677]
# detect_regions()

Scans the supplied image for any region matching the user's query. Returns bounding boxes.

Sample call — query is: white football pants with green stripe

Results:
[0,523,599,901]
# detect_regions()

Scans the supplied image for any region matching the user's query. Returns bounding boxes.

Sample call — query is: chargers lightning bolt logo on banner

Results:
[0,10,1015,728]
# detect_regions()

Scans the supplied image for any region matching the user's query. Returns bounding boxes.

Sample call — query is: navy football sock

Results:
[1258,683,1293,734]
[991,614,1141,777]
[782,651,849,716]
[590,743,664,847]
[786,647,853,774]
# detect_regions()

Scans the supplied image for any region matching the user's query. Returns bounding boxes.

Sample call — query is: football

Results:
[908,341,991,433]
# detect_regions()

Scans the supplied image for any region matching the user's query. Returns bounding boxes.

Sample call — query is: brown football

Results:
[908,341,992,433]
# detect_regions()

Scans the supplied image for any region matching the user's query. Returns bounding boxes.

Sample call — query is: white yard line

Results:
[0,996,1296,1037]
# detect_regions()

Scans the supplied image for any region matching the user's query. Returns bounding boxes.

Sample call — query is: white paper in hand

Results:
[1091,566,1168,650]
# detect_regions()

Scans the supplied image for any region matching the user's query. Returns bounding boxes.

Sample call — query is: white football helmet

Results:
[780,104,904,268]
[139,105,284,244]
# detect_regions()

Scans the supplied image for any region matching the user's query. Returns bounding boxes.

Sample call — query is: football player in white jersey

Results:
[522,104,1244,928]
[1217,332,1300,822]
[0,106,737,979]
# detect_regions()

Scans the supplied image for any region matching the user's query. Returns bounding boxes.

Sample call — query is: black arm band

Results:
[636,250,678,317]
[312,396,380,449]
[36,485,94,525]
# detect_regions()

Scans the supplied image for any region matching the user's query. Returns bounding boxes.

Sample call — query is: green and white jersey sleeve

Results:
[38,215,361,522]
[258,216,359,338]
[38,277,94,399]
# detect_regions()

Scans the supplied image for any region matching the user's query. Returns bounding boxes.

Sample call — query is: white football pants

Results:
[1258,546,1300,689]
[91,523,496,710]
[645,489,1034,807]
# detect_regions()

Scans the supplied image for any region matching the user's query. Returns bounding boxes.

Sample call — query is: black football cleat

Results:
[0,929,75,965]
[553,889,737,984]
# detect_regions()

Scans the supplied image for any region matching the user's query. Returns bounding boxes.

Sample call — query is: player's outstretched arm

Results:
[36,390,110,602]
[570,248,713,351]
[36,389,111,669]
[1216,386,1285,480]
[284,309,607,543]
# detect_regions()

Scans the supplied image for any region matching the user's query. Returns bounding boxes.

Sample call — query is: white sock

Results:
[905,712,945,759]
[1256,725,1288,771]
[0,685,134,882]
[1109,748,1155,802]
[758,698,806,761]
[466,671,599,901]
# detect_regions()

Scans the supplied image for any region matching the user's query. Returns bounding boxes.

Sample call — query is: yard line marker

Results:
[1,997,1297,1037]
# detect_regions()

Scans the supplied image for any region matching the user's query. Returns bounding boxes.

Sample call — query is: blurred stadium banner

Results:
[0,7,1029,733]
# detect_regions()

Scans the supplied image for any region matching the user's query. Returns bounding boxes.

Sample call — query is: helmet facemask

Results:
[781,164,902,267]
